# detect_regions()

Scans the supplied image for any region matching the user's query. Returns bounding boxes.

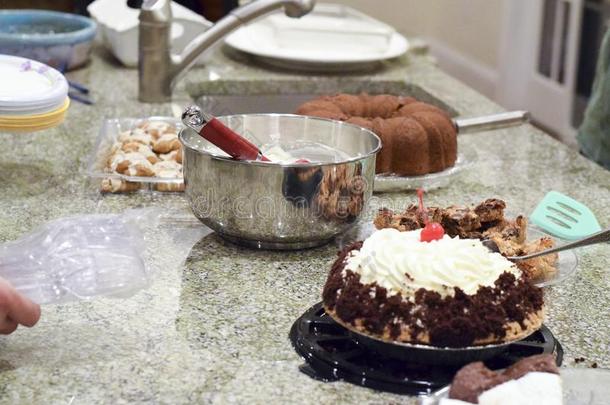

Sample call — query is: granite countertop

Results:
[0,46,608,404]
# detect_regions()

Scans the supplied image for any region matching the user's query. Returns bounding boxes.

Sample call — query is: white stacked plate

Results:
[225,3,409,72]
[0,54,69,132]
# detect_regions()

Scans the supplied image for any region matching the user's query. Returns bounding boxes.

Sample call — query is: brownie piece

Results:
[374,198,506,238]
[503,354,559,380]
[433,205,482,238]
[373,207,395,229]
[474,198,507,223]
[373,205,424,232]
[448,362,507,403]
[448,354,558,403]
[516,245,558,281]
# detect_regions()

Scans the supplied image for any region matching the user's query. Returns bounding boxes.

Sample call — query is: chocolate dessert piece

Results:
[447,354,559,404]
[474,198,507,223]
[512,236,557,280]
[448,362,508,403]
[375,198,506,238]
[503,353,559,380]
[482,216,557,280]
[482,215,528,253]
[373,205,425,231]
[430,205,483,238]
[322,242,545,347]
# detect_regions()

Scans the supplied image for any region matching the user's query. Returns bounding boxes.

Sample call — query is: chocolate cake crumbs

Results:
[322,244,544,347]
[592,362,598,368]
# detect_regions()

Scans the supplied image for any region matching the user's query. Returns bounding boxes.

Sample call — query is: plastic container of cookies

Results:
[87,116,185,193]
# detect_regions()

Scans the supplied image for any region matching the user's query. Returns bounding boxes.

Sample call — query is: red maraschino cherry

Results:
[417,188,445,242]
[420,222,445,242]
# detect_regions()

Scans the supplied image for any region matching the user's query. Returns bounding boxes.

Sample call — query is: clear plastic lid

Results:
[0,208,212,304]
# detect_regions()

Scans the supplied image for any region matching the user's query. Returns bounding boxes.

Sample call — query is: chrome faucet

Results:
[138,0,316,102]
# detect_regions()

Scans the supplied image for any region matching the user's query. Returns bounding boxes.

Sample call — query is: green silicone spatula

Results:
[530,191,602,240]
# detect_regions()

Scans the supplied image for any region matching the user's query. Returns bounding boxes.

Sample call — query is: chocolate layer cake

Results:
[322,228,544,348]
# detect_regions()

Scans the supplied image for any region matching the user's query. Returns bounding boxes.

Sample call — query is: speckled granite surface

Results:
[0,46,608,404]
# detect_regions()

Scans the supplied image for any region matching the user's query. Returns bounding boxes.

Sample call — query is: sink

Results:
[194,80,458,117]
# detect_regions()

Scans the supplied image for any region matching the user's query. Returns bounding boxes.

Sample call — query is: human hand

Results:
[0,277,41,334]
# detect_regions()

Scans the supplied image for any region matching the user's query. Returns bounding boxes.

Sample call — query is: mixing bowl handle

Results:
[455,111,530,134]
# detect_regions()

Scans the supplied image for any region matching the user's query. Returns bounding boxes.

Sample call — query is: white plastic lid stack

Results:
[0,54,68,116]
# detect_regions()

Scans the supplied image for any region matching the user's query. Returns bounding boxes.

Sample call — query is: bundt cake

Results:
[295,93,457,176]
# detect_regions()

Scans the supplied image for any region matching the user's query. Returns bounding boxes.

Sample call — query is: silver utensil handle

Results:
[455,111,530,134]
[509,228,610,261]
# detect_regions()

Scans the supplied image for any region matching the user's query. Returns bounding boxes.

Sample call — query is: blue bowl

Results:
[0,10,97,71]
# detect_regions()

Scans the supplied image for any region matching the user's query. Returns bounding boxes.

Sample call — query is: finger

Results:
[0,318,18,335]
[0,284,41,327]
[9,294,40,327]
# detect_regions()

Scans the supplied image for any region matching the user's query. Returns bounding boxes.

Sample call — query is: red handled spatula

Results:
[181,106,310,163]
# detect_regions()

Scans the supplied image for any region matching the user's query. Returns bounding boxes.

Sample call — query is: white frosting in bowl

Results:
[344,228,520,297]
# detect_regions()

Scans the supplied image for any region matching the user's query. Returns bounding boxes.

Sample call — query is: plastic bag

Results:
[0,209,159,304]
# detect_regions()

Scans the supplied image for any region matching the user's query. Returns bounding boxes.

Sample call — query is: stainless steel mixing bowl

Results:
[179,114,381,250]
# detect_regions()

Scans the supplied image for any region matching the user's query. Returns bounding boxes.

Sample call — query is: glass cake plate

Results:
[527,227,578,287]
[420,368,610,405]
[335,221,578,288]
[374,149,475,193]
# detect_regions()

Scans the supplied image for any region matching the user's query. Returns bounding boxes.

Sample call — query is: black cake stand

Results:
[289,302,563,396]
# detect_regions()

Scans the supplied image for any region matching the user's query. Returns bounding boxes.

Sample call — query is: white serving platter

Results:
[225,3,409,70]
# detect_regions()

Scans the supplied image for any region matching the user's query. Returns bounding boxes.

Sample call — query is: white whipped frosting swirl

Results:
[344,228,520,297]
